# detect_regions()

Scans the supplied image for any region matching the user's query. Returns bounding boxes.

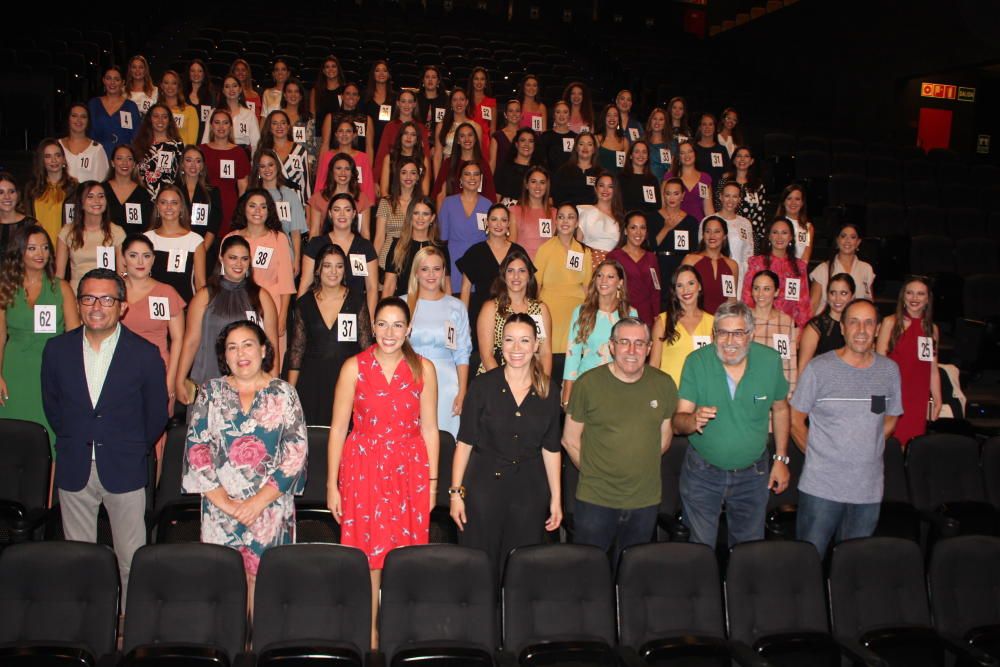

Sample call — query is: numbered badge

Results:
[531,116,542,131]
[64,204,75,225]
[378,104,392,121]
[276,201,292,222]
[628,127,640,141]
[338,313,358,341]
[784,278,801,301]
[642,185,656,203]
[565,249,584,272]
[444,320,457,350]
[797,230,810,246]
[917,336,934,362]
[253,246,274,270]
[167,249,187,273]
[711,152,724,168]
[34,305,56,334]
[698,182,709,199]
[349,253,369,276]
[220,159,235,179]
[120,110,132,129]
[659,148,671,164]
[354,121,366,137]
[538,218,552,238]
[562,137,575,152]
[173,113,185,128]
[246,101,256,115]
[530,313,546,340]
[156,150,173,172]
[191,203,209,226]
[480,105,492,121]
[125,203,142,226]
[585,175,596,186]
[200,105,212,122]
[97,246,115,271]
[148,296,170,321]
[745,192,760,205]
[615,151,625,168]
[356,166,364,184]
[435,107,446,123]
[246,310,261,325]
[650,267,660,291]
[674,230,689,251]
[292,126,306,143]
[772,333,791,360]
[78,155,91,171]
[722,274,736,298]
[475,212,487,231]
[288,155,303,173]
[693,335,711,350]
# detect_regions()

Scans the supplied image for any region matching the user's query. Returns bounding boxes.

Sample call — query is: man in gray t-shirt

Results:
[790,299,903,555]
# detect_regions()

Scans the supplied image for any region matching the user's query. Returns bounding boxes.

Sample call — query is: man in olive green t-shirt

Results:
[673,301,791,549]
[563,317,677,568]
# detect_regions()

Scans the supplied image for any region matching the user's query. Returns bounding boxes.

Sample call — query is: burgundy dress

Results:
[339,346,429,569]
[887,315,933,446]
[692,255,734,315]
[606,247,661,329]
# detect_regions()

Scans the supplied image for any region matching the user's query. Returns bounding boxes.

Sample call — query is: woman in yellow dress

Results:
[534,202,592,385]
[650,264,713,386]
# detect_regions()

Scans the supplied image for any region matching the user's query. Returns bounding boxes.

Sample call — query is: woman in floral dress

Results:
[183,319,307,608]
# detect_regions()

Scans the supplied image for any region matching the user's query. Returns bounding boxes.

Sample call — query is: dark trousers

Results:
[573,498,658,571]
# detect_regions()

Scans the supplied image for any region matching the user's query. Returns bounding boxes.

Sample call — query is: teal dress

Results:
[563,304,638,382]
[0,280,67,454]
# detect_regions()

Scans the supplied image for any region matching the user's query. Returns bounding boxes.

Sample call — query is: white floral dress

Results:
[183,377,308,575]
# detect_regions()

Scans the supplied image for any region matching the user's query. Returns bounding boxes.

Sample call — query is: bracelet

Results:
[448,485,466,499]
[429,477,438,481]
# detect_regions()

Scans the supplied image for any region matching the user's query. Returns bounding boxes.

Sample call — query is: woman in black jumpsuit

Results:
[449,313,563,584]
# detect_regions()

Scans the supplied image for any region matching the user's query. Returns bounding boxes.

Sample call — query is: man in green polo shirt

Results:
[562,317,677,568]
[673,301,791,549]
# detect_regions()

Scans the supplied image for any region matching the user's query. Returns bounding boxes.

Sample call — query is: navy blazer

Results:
[41,325,168,494]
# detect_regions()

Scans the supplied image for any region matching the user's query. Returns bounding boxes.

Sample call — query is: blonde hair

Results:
[406,245,448,316]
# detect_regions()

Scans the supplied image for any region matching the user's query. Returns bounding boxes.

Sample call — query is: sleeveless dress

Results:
[190,278,257,385]
[340,346,430,569]
[0,281,66,453]
[888,315,933,446]
[807,312,845,357]
[692,255,734,315]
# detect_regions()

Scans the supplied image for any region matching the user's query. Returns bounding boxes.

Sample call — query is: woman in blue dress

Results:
[405,245,471,438]
[182,320,307,607]
[438,160,492,295]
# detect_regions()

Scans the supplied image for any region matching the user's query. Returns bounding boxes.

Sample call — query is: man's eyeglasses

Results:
[715,329,751,340]
[613,338,650,350]
[78,295,120,307]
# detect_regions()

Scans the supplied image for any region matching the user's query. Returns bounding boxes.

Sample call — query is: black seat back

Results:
[907,434,987,509]
[0,541,118,658]
[0,419,51,511]
[984,438,1000,509]
[502,543,614,654]
[380,544,496,661]
[123,543,247,658]
[928,535,1000,638]
[828,537,931,638]
[616,542,723,647]
[725,541,829,644]
[253,543,370,656]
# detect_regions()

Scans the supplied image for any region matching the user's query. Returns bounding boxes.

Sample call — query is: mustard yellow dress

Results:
[534,237,593,354]
[656,310,714,386]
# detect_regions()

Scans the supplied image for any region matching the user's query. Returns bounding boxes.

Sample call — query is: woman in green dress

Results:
[0,224,80,452]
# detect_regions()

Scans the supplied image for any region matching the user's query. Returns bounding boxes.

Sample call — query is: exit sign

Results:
[958,86,976,102]
[921,82,957,100]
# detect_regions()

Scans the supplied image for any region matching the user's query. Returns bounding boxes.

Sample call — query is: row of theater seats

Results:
[1,419,998,557]
[0,536,998,666]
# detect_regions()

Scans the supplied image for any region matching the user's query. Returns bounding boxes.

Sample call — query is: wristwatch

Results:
[448,485,466,499]
[772,454,790,465]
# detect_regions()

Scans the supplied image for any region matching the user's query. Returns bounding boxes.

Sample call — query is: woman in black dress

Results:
[450,312,562,583]
[797,272,855,372]
[382,196,451,298]
[288,243,373,425]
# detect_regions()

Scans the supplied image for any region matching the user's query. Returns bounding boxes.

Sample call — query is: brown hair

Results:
[574,259,630,344]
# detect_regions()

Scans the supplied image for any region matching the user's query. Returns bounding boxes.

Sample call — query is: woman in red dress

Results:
[327,296,439,648]
[876,276,941,447]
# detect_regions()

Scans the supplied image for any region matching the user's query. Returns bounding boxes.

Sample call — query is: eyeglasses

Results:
[715,329,751,340]
[78,295,120,307]
[613,338,650,350]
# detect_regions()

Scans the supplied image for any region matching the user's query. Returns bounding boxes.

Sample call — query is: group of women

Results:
[0,51,945,643]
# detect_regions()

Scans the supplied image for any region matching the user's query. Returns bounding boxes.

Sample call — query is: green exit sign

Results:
[958,87,976,102]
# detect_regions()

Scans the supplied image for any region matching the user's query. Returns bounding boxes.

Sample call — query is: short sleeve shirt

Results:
[679,342,789,470]
[567,365,678,509]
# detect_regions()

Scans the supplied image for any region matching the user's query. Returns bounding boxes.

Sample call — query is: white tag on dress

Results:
[711,152,724,168]
[615,150,625,168]
[693,335,711,350]
[917,336,934,362]
[191,203,209,225]
[276,201,292,222]
[642,185,656,203]
[156,150,173,172]
[246,310,261,325]
[660,148,671,164]
[530,313,546,339]
[292,126,306,143]
[435,108,446,123]
[650,267,660,290]
[628,127,640,141]
[698,182,709,199]
[531,116,542,131]
[563,137,574,152]
[200,105,212,121]
[97,246,115,270]
[173,113,185,128]
[480,105,492,121]
[565,249,583,271]
[585,175,596,186]
[773,333,791,360]
[354,121,366,137]
[34,305,56,334]
[338,313,358,341]
[378,104,392,121]
[167,249,187,273]
[475,212,487,231]
[674,230,689,250]
[149,296,170,320]
[252,246,274,270]
[220,159,235,179]
[784,277,801,301]
[349,253,369,276]
[125,203,142,225]
[538,218,552,238]
[722,274,736,297]
[120,111,132,129]
[444,320,457,350]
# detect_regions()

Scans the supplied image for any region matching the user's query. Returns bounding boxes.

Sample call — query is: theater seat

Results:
[0,419,52,547]
[928,535,1000,661]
